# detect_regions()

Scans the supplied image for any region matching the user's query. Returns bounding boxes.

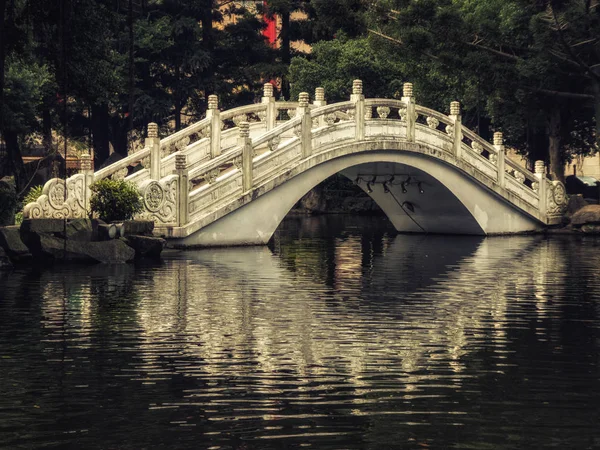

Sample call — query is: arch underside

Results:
[169,148,542,248]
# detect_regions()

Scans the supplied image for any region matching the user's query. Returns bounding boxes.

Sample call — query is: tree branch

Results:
[549,3,600,82]
[530,87,595,101]
[367,28,440,61]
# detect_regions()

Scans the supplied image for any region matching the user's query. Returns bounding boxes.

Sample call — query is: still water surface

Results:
[1,216,600,449]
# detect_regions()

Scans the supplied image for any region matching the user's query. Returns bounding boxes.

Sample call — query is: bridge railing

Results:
[23,79,567,227]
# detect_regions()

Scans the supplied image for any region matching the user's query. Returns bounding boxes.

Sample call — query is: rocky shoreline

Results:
[0,219,165,270]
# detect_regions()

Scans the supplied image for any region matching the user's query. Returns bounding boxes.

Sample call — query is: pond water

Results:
[1,216,600,449]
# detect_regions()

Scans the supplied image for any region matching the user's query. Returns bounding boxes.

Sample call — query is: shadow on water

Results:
[1,217,600,449]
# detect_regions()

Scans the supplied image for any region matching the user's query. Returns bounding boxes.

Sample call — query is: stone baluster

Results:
[402,83,416,142]
[262,83,276,131]
[207,95,221,158]
[175,154,189,226]
[145,123,161,180]
[79,152,94,214]
[296,92,312,159]
[350,80,365,141]
[239,122,253,192]
[493,131,506,188]
[449,101,462,159]
[313,87,327,127]
[535,160,548,218]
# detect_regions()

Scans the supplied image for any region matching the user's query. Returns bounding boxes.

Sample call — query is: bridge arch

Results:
[169,141,541,248]
[23,80,567,247]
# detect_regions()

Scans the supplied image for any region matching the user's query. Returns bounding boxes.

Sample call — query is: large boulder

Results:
[123,235,166,259]
[33,235,135,263]
[20,218,65,236]
[57,218,94,241]
[121,220,154,236]
[570,205,600,227]
[0,226,31,262]
[566,194,588,218]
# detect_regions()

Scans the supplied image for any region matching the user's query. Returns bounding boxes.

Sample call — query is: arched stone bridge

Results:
[24,80,568,247]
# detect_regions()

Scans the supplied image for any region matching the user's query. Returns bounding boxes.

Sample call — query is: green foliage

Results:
[23,185,44,205]
[289,36,404,101]
[90,179,143,223]
[13,185,44,226]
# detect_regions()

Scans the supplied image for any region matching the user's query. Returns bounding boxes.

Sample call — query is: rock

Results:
[0,177,18,226]
[123,235,166,259]
[570,205,600,227]
[566,194,588,217]
[0,226,31,261]
[57,218,93,242]
[0,247,13,270]
[21,218,65,235]
[581,224,600,234]
[34,235,135,263]
[122,220,154,236]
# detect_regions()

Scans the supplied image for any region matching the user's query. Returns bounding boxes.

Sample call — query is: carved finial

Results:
[315,87,325,102]
[208,94,219,110]
[263,83,273,98]
[352,79,363,95]
[175,154,187,171]
[450,101,461,116]
[535,160,546,175]
[299,92,310,107]
[79,152,92,171]
[239,121,250,138]
[493,131,503,146]
[403,82,413,98]
[148,122,158,138]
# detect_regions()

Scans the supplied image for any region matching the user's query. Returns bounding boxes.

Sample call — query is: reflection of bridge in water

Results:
[24,81,568,247]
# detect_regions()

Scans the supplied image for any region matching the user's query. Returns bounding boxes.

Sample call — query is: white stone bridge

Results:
[24,81,568,247]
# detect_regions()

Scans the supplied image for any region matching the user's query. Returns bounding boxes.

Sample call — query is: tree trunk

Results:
[92,103,110,164]
[127,0,135,132]
[0,0,6,117]
[110,116,129,157]
[593,81,600,152]
[548,107,564,183]
[42,105,53,153]
[4,130,26,192]
[200,2,214,98]
[280,9,291,100]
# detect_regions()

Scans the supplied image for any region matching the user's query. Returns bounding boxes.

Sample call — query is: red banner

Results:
[262,1,276,46]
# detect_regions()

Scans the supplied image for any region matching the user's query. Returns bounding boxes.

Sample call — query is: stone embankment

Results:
[0,219,165,270]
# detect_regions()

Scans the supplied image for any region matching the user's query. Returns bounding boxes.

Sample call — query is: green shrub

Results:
[90,179,143,223]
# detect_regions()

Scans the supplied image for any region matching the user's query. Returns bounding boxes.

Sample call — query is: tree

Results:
[367,0,599,181]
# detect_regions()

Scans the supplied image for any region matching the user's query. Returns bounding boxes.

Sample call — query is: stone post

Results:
[207,95,221,158]
[535,160,548,218]
[79,152,94,215]
[296,92,312,159]
[239,122,253,192]
[449,101,462,159]
[175,154,189,227]
[350,80,365,141]
[262,83,276,131]
[402,83,416,142]
[313,87,327,127]
[145,123,161,180]
[493,131,506,188]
